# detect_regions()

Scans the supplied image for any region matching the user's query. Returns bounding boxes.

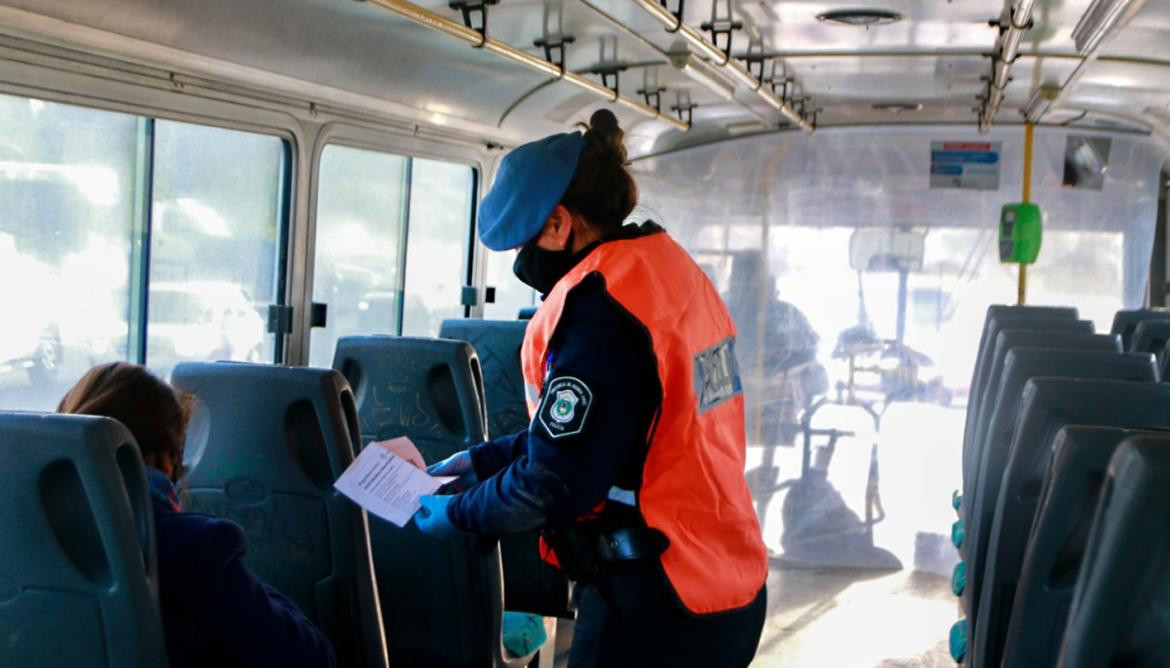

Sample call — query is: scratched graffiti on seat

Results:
[369,383,443,440]
[186,490,330,612]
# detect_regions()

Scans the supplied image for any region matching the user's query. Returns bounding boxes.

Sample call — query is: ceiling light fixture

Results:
[871,102,922,113]
[726,121,767,134]
[817,9,904,27]
[1071,0,1145,55]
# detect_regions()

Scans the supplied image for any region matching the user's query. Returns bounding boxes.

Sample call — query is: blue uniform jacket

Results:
[449,226,663,533]
[148,469,336,668]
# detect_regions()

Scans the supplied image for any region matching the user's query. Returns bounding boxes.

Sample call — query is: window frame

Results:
[0,85,301,368]
[307,123,482,350]
[0,63,495,369]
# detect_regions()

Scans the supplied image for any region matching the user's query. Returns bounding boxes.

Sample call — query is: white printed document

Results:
[334,439,454,527]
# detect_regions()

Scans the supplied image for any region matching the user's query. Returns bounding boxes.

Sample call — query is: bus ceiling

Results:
[0,0,1167,155]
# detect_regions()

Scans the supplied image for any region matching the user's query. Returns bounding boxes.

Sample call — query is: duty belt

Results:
[597,527,670,563]
[543,524,670,585]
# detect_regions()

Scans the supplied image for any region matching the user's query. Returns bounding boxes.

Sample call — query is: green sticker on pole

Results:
[999,202,1042,264]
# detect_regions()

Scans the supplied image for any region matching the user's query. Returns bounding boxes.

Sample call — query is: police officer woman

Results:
[416,109,767,667]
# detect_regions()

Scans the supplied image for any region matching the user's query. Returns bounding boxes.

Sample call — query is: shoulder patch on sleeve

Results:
[537,376,594,440]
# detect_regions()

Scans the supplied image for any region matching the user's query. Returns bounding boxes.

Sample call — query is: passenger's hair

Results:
[561,109,638,233]
[58,362,192,473]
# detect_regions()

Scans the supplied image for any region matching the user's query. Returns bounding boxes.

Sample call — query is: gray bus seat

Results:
[1130,319,1170,359]
[967,306,1078,415]
[962,312,1085,489]
[972,362,1164,668]
[334,336,550,667]
[964,315,1090,471]
[1057,435,1170,667]
[963,330,1119,494]
[965,376,1170,665]
[966,306,1077,418]
[1001,426,1166,668]
[965,307,1077,441]
[438,320,530,438]
[171,362,388,668]
[965,368,1155,612]
[1162,341,1170,383]
[1110,308,1170,350]
[439,319,575,620]
[962,344,1127,555]
[0,412,167,667]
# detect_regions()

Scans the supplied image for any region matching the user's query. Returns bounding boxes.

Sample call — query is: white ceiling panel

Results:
[0,0,1167,153]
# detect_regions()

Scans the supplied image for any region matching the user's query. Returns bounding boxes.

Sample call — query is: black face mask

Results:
[513,233,578,294]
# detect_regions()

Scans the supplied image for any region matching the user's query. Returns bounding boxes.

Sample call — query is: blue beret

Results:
[478,132,586,251]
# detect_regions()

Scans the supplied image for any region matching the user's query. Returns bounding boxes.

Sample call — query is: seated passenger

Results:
[58,362,335,668]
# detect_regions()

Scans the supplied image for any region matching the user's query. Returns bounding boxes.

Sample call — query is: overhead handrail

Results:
[979,0,1035,133]
[1024,0,1150,124]
[363,0,690,131]
[627,0,814,132]
[575,0,797,128]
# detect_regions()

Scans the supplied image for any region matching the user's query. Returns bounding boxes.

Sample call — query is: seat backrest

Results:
[976,367,1169,668]
[171,362,387,668]
[333,336,487,460]
[1058,435,1170,667]
[969,308,1079,405]
[964,331,1119,485]
[1110,308,1170,350]
[438,319,529,438]
[0,412,167,668]
[1003,426,1166,668]
[1161,341,1170,383]
[1130,320,1170,359]
[963,311,1082,476]
[967,306,1078,406]
[966,376,1170,657]
[333,336,514,667]
[438,320,575,619]
[965,350,1152,560]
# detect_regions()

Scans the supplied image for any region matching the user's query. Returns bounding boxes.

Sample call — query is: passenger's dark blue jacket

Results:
[148,469,336,668]
[448,224,663,533]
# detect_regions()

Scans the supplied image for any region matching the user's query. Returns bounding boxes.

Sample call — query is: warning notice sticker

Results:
[930,141,1001,191]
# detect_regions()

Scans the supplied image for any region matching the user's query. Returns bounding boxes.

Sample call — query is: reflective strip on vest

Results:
[522,231,767,615]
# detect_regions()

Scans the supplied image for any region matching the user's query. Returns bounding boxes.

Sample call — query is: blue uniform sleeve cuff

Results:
[468,442,497,481]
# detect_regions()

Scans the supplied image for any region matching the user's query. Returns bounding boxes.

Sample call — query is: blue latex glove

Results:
[415,494,463,539]
[427,450,477,492]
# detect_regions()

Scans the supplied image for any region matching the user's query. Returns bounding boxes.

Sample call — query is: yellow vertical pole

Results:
[1019,123,1035,305]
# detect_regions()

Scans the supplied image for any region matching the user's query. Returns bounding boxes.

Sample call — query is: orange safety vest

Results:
[521,230,767,615]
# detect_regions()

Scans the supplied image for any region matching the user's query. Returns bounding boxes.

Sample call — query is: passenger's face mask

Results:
[513,232,576,294]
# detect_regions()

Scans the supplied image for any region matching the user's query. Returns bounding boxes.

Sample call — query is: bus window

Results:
[401,158,474,336]
[308,145,408,367]
[482,248,537,319]
[147,121,288,377]
[0,93,137,410]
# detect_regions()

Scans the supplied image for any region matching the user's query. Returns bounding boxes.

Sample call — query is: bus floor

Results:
[552,565,956,667]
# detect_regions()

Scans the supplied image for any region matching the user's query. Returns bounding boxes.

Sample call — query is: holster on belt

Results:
[542,523,669,586]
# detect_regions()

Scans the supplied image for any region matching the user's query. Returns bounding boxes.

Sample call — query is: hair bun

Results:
[589,109,620,133]
[587,109,626,163]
